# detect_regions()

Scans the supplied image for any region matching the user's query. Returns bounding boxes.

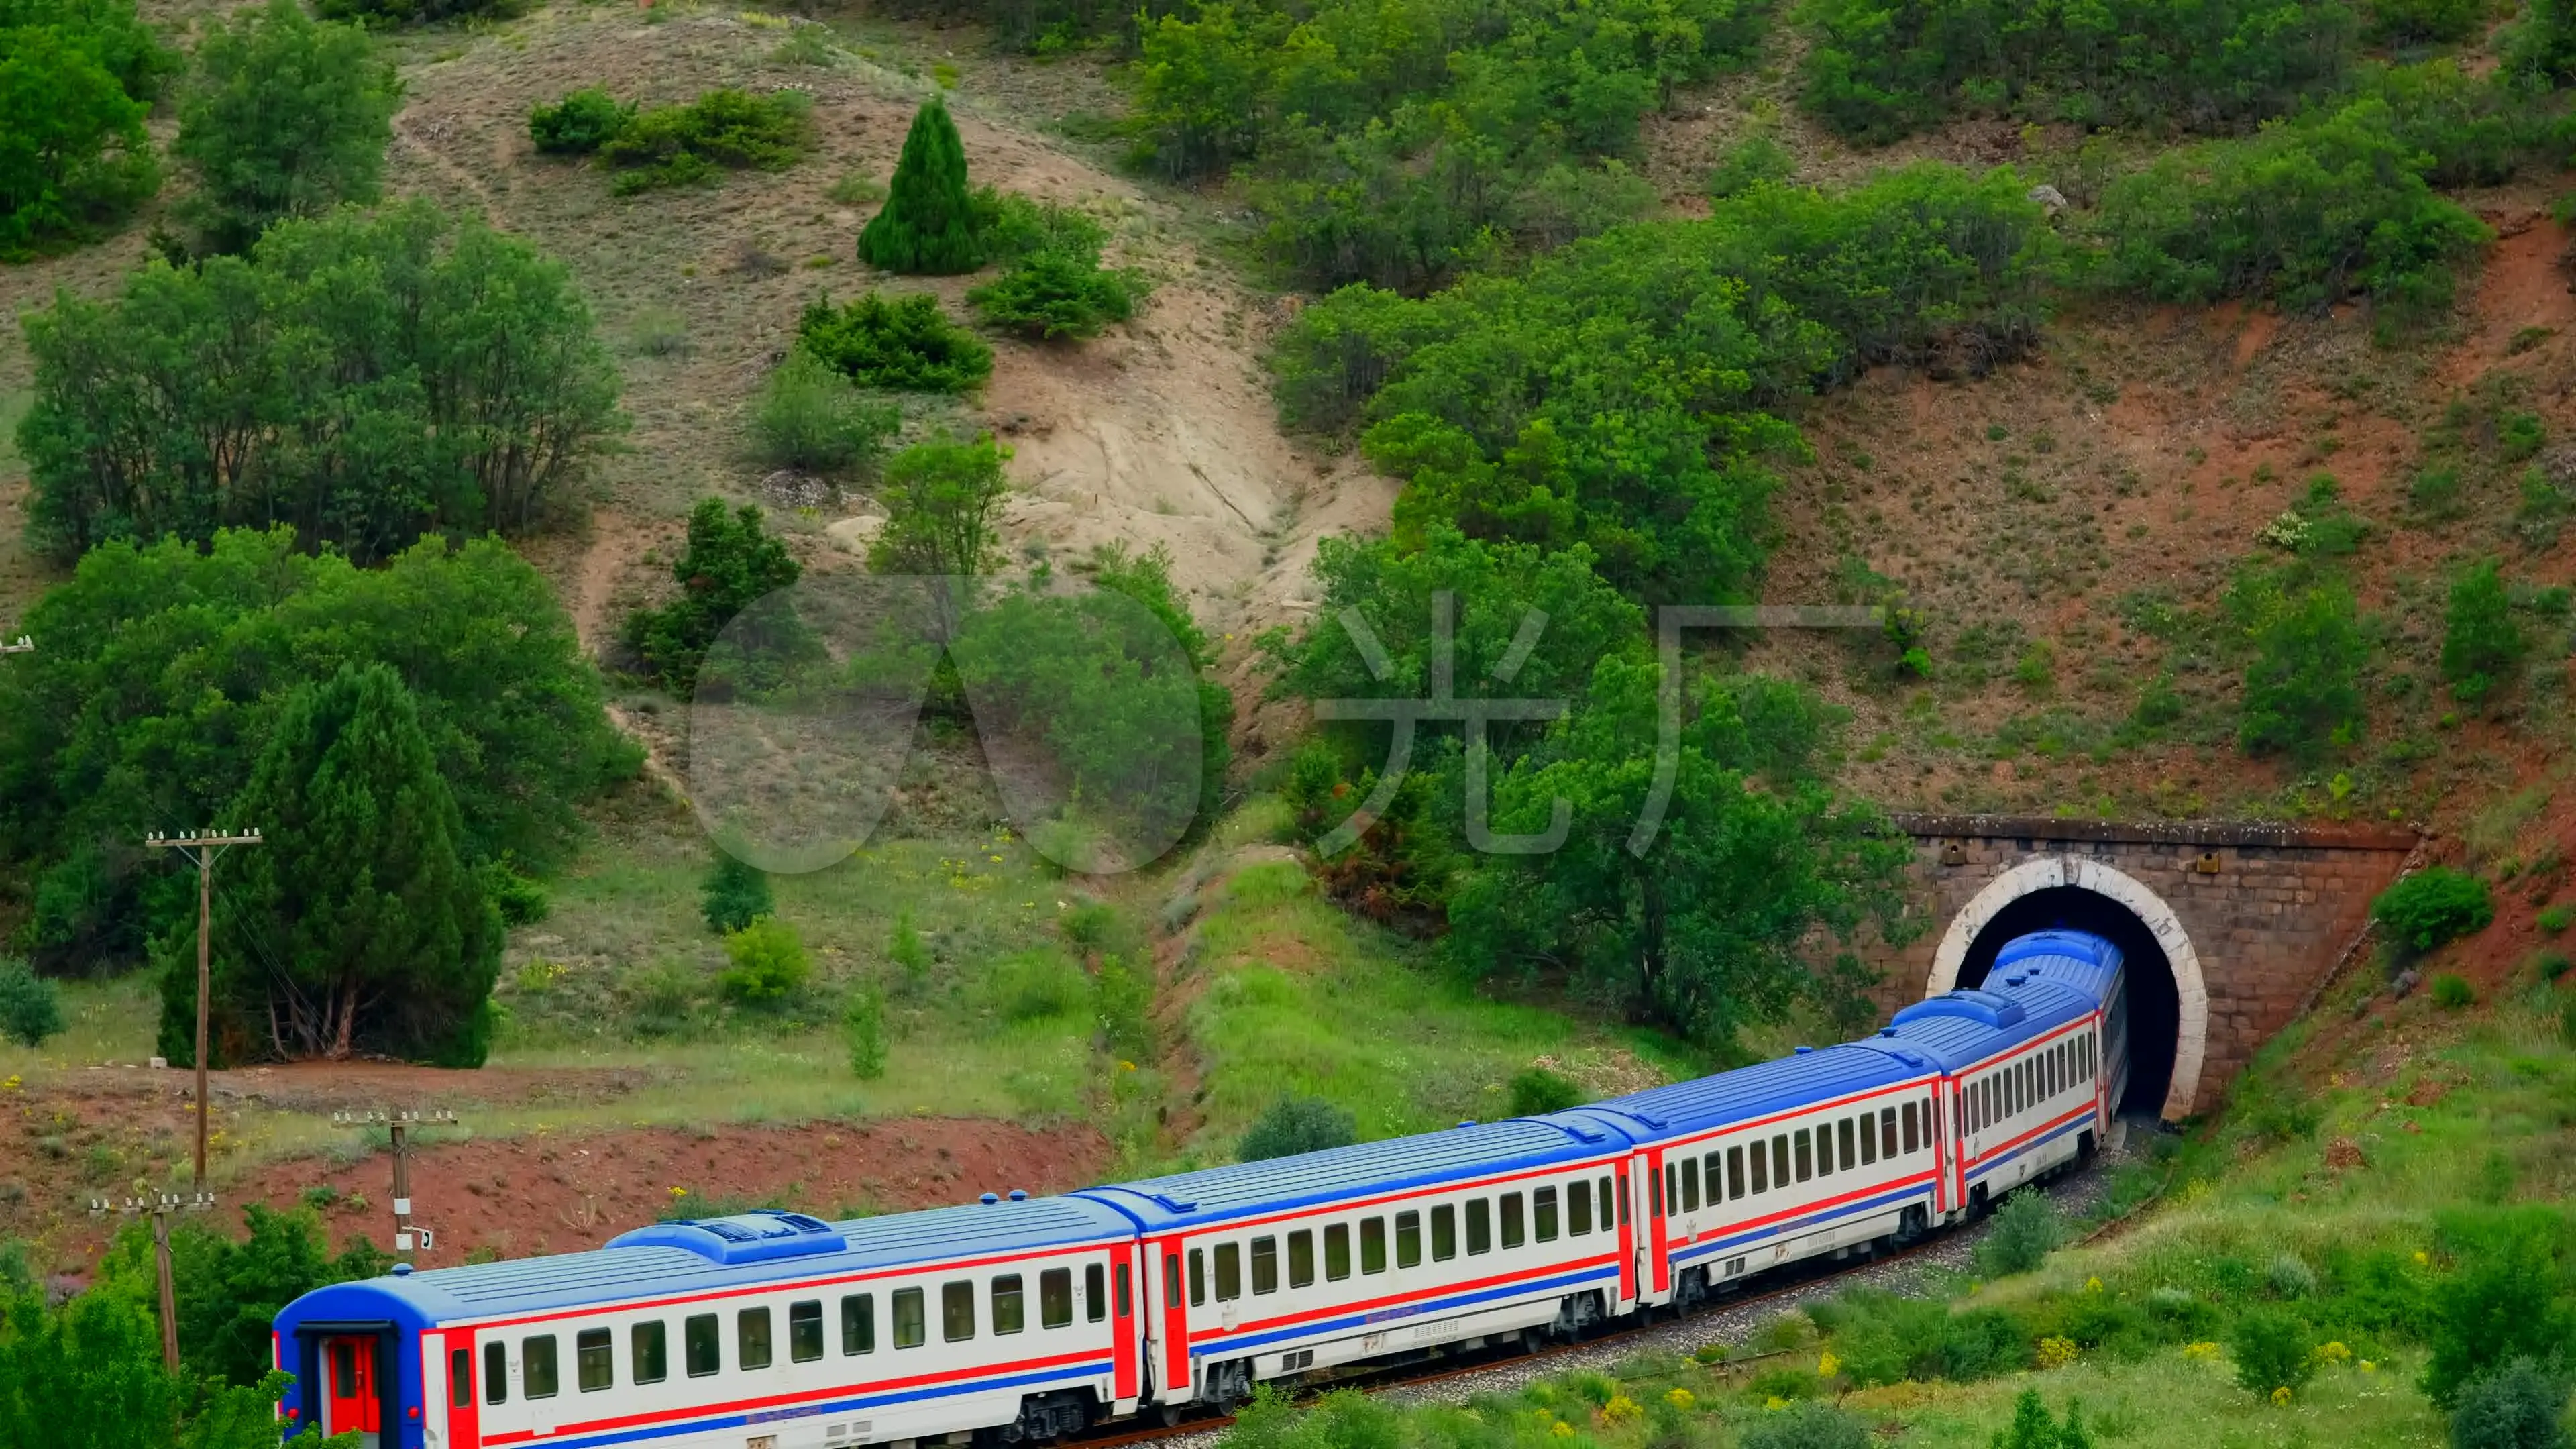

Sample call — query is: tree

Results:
[1240,1096,1357,1161]
[752,347,900,474]
[719,916,811,1005]
[0,958,63,1046]
[97,1204,383,1389]
[168,663,501,1066]
[2235,578,2367,761]
[702,853,774,934]
[870,435,1011,576]
[859,95,983,274]
[1507,1066,1582,1114]
[2443,559,2524,705]
[0,1285,335,1449]
[0,23,158,259]
[170,0,400,254]
[623,499,803,694]
[2422,1223,2576,1408]
[845,980,888,1078]
[2450,1359,2573,1449]
[1990,1391,2096,1449]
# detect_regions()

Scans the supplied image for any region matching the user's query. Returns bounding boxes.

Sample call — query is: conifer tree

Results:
[859,94,984,274]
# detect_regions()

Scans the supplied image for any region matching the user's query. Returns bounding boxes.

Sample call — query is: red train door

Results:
[1112,1249,1142,1404]
[1643,1152,1670,1299]
[441,1332,480,1449]
[1152,1240,1189,1408]
[321,1336,382,1448]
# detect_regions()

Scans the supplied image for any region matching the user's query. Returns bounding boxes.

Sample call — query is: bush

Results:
[480,861,551,926]
[1975,1191,2066,1278]
[0,1,168,260]
[2369,0,2487,42]
[170,0,401,255]
[2432,972,2477,1008]
[2451,1359,2575,1449]
[1507,1066,1585,1116]
[1738,1401,1871,1449]
[19,200,622,562]
[752,347,902,474]
[1240,1096,1358,1162]
[2267,1253,2319,1299]
[2230,1309,2319,1399]
[1708,131,1795,199]
[967,248,1146,340]
[2233,577,2367,761]
[719,917,810,1005]
[1989,1391,2097,1449]
[2445,560,2526,706]
[701,854,773,935]
[529,87,633,154]
[2422,1221,2576,1408]
[599,88,814,194]
[859,95,985,274]
[1813,1292,2030,1385]
[845,981,888,1078]
[0,959,64,1048]
[2538,905,2571,935]
[2373,867,2496,956]
[798,292,993,392]
[869,435,1012,576]
[986,949,1088,1022]
[623,499,802,695]
[315,0,518,25]
[1093,953,1154,1061]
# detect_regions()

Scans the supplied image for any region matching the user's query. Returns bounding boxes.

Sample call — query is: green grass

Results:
[0,973,159,1078]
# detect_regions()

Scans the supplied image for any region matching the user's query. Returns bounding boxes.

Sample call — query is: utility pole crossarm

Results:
[144,828,265,1189]
[0,635,32,656]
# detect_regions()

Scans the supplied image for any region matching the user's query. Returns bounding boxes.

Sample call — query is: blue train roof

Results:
[1990,930,2125,1007]
[1560,1042,1927,1144]
[275,1198,1137,1330]
[1077,1118,1620,1231]
[1995,928,2118,973]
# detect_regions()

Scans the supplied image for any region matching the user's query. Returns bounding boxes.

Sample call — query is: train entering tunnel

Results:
[1950,885,2183,1120]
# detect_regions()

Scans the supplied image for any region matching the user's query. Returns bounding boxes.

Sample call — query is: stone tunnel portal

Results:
[1954,885,2182,1120]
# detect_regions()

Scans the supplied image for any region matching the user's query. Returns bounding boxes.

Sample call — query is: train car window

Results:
[1161,1256,1181,1313]
[1770,1136,1788,1191]
[994,1275,1026,1335]
[1727,1146,1746,1200]
[578,1328,614,1391]
[1882,1107,1898,1159]
[1614,1176,1627,1228]
[1702,1153,1723,1206]
[1858,1115,1876,1166]
[1568,1181,1593,1236]
[1466,1198,1491,1254]
[636,1321,671,1383]
[741,1308,774,1370]
[1500,1193,1525,1248]
[1326,1223,1352,1279]
[452,1347,473,1407]
[524,1336,560,1399]
[1116,1263,1132,1318]
[1815,1124,1834,1178]
[892,1289,924,1350]
[2023,1060,2035,1111]
[1216,1243,1242,1300]
[1680,1157,1700,1212]
[1396,1211,1423,1268]
[686,1314,722,1376]
[1190,1248,1208,1305]
[1252,1237,1280,1293]
[1430,1207,1456,1263]
[943,1282,976,1342]
[790,1301,824,1362]
[1535,1186,1559,1242]
[1656,1165,1672,1219]
[841,1295,875,1356]
[1749,1140,1768,1193]
[485,1340,508,1405]
[1903,1102,1919,1155]
[1794,1129,1813,1183]
[1841,1118,1859,1170]
[1361,1218,1387,1274]
[1089,1263,1108,1322]
[1289,1230,1316,1287]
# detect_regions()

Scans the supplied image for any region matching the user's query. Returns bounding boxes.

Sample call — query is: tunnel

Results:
[1952,885,2181,1119]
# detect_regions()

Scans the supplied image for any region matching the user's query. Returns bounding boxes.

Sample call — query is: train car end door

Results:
[320,1334,383,1448]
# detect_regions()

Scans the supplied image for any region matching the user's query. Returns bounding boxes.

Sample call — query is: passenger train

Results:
[273,929,2133,1449]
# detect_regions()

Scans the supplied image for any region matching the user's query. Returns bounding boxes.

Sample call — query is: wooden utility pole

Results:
[144,829,264,1187]
[92,1191,215,1371]
[335,1108,458,1265]
[0,634,32,658]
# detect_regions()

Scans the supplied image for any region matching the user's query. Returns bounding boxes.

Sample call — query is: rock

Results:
[2027,184,2068,216]
[824,515,888,554]
[2391,967,2422,998]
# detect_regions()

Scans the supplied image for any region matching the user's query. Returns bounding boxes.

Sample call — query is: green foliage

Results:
[2538,904,2571,934]
[1739,1401,1872,1449]
[1812,1291,2031,1385]
[599,88,815,194]
[0,1285,329,1449]
[1094,952,1154,1061]
[968,246,1146,340]
[2368,0,2487,42]
[751,347,902,475]
[0,958,63,1047]
[985,948,1088,1022]
[2432,971,2476,1008]
[845,979,888,1077]
[1990,1391,2097,1449]
[170,0,400,255]
[623,499,802,694]
[2233,575,2367,762]
[798,292,994,392]
[1507,1066,1584,1115]
[2421,1215,2576,1408]
[315,0,519,28]
[1975,1191,2067,1277]
[860,95,985,274]
[871,435,1011,575]
[2451,1360,2573,1449]
[0,0,168,260]
[701,853,775,935]
[2444,559,2525,705]
[99,1203,384,1388]
[167,663,501,1066]
[2229,1308,2319,1398]
[720,916,811,1005]
[2373,867,2496,956]
[19,199,623,561]
[2507,0,2576,83]
[529,87,634,154]
[890,909,930,985]
[1240,1095,1358,1161]
[0,529,633,972]
[1798,0,2353,142]
[1708,131,1796,199]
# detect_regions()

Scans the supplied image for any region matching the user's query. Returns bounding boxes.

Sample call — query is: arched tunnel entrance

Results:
[1953,885,2180,1119]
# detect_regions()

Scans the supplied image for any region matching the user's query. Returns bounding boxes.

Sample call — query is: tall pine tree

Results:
[859,94,984,274]
[161,663,502,1067]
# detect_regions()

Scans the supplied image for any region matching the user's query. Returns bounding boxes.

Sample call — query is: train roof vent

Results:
[1144,1192,1198,1213]
[607,1211,848,1265]
[1889,989,2027,1030]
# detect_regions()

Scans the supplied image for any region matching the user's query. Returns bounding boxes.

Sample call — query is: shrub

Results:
[986,949,1088,1022]
[1240,1096,1357,1161]
[701,854,773,935]
[2422,1222,2576,1408]
[859,95,984,274]
[2230,1309,2319,1399]
[315,0,518,25]
[1507,1066,1585,1116]
[1708,131,1795,199]
[529,87,633,154]
[622,499,802,695]
[967,248,1146,340]
[2267,1254,2319,1299]
[719,917,810,1005]
[1990,1391,2096,1449]
[2432,972,2477,1008]
[480,861,551,926]
[1975,1191,2067,1278]
[2451,1359,2574,1449]
[752,348,902,474]
[797,292,993,392]
[0,5,167,260]
[2444,560,2526,706]
[0,959,65,1047]
[2373,867,2496,956]
[170,0,401,256]
[1814,1292,2029,1385]
[2369,0,2488,42]
[599,89,814,194]
[2234,577,2367,761]
[845,981,888,1078]
[889,910,930,985]
[1738,1401,1871,1449]
[2538,905,2571,935]
[1093,952,1154,1060]
[870,435,1012,576]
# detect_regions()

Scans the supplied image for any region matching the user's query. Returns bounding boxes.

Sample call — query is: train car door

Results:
[320,1334,383,1448]
[438,1331,480,1449]
[1642,1152,1670,1301]
[1112,1247,1142,1407]
[1150,1240,1188,1410]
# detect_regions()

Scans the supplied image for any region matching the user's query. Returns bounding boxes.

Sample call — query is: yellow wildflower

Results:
[2085,1276,2104,1293]
[2183,1342,2223,1362]
[1817,1351,1839,1379]
[1663,1389,1695,1412]
[2413,1251,2430,1265]
[1550,1421,1575,1438]
[1763,1397,1789,1411]
[2036,1337,2079,1370]
[2360,1360,2377,1374]
[2271,1386,2293,1407]
[1601,1397,1641,1426]
[669,1186,688,1198]
[2315,1341,2351,1364]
